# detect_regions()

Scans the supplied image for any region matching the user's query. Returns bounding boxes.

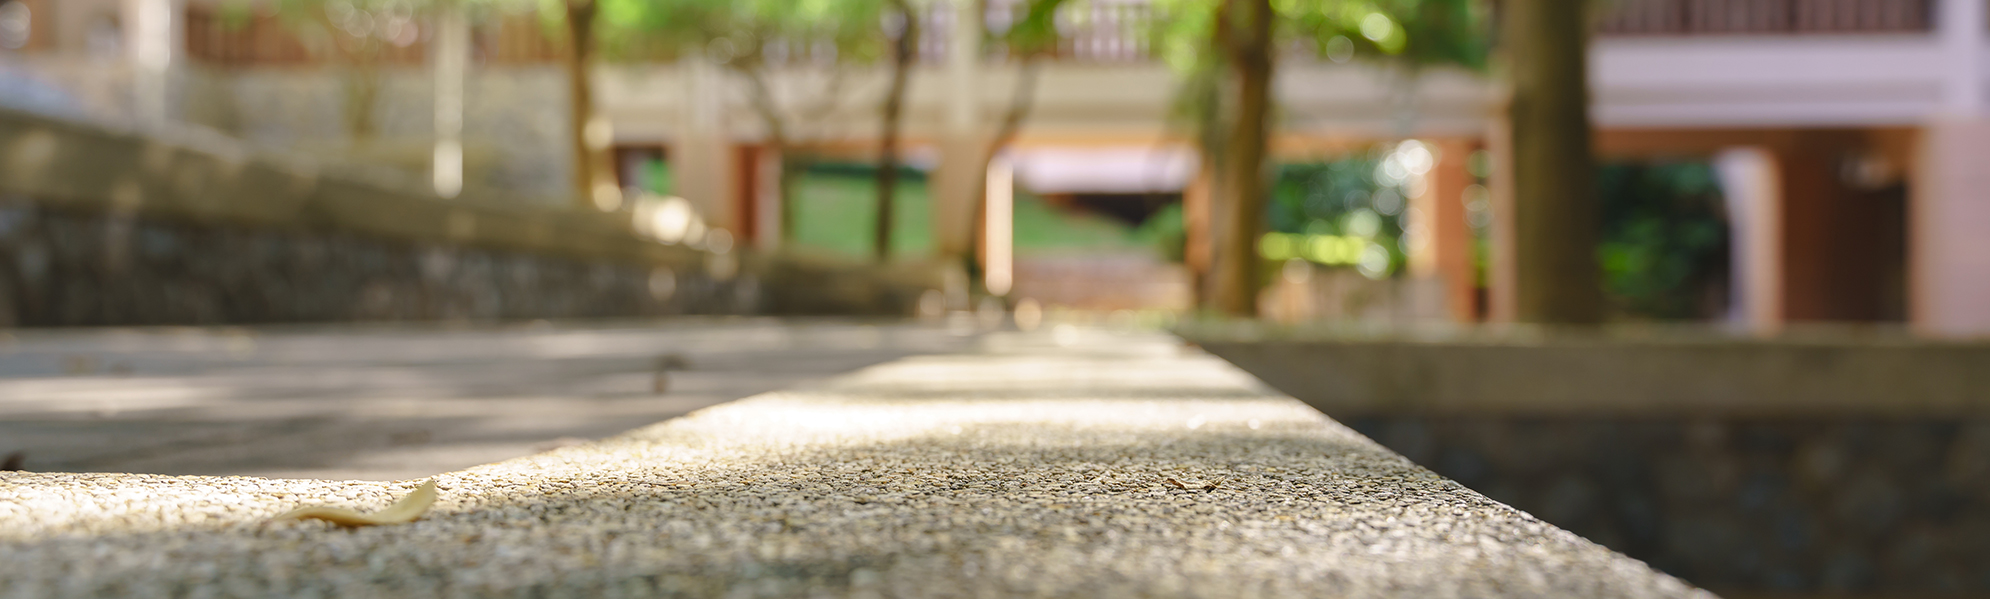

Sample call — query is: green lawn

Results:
[786,168,1156,261]
[788,171,936,259]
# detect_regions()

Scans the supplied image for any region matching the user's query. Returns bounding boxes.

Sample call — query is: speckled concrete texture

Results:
[0,329,1715,598]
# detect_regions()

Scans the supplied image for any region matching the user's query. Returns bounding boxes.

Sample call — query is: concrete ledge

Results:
[1179,322,1990,417]
[0,330,1709,598]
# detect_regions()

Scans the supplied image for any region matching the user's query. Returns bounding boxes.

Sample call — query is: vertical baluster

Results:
[1085,1,1098,61]
[1110,1,1124,61]
[1100,1,1110,60]
[1138,1,1150,59]
[1087,0,1097,61]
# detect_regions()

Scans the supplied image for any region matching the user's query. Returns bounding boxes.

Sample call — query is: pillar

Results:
[932,0,983,263]
[748,144,783,251]
[1485,115,1517,322]
[1713,147,1783,334]
[1939,0,1983,114]
[431,0,469,198]
[1913,120,1990,336]
[124,0,183,127]
[1407,139,1478,322]
[984,156,1014,296]
[673,56,736,235]
[1911,0,1990,336]
[1183,158,1213,307]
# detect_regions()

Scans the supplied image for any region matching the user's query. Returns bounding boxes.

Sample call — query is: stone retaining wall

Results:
[0,108,926,326]
[1187,329,1990,597]
[0,198,744,326]
[1344,417,1990,596]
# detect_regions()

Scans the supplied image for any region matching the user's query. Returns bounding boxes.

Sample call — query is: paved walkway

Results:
[0,327,1710,598]
[0,319,978,480]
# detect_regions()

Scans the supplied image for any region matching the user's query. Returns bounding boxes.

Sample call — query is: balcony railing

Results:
[185,8,321,67]
[1050,0,1155,63]
[953,0,1156,63]
[185,0,1939,69]
[1598,0,1933,35]
[186,8,562,68]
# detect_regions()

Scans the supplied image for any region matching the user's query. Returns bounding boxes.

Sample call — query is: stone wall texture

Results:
[1345,417,1990,596]
[0,105,930,328]
[0,196,750,327]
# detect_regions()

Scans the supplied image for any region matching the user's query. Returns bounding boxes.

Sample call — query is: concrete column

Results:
[1912,0,1990,336]
[673,57,735,235]
[1713,147,1784,334]
[751,145,783,251]
[431,0,469,198]
[1407,139,1478,322]
[984,156,1014,296]
[1183,160,1213,305]
[932,0,983,262]
[1485,115,1517,322]
[124,0,182,127]
[1913,119,1990,336]
[1939,0,1984,117]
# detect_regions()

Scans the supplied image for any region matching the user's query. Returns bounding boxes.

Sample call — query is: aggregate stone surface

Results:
[0,328,1714,598]
[0,318,976,480]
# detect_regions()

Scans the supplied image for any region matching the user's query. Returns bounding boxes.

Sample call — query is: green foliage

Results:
[1596,161,1731,320]
[1135,203,1187,262]
[787,164,934,259]
[617,0,896,66]
[998,0,1079,57]
[1148,0,1487,72]
[785,164,1153,260]
[1012,195,1154,254]
[1269,154,1408,276]
[1288,0,1487,69]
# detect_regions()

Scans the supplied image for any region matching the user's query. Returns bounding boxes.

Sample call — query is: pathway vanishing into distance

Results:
[0,325,1710,597]
[0,318,981,480]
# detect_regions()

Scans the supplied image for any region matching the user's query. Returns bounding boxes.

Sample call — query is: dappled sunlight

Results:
[0,0,1980,595]
[0,329,1702,598]
[0,321,980,480]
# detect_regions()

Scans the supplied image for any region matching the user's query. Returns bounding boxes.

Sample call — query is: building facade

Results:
[3,0,1983,334]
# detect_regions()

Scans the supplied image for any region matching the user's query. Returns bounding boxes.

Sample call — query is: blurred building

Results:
[3,0,1984,333]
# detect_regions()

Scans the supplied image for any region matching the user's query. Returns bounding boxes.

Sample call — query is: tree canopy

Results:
[1149,0,1487,73]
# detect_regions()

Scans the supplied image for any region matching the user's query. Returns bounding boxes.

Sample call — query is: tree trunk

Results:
[340,64,382,144]
[311,12,383,147]
[1500,0,1602,323]
[562,0,607,207]
[875,0,918,262]
[1209,0,1274,317]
